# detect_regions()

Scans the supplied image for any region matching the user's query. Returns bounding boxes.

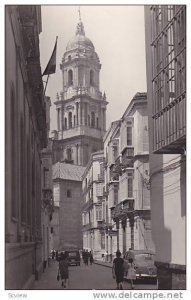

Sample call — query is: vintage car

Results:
[123,250,157,281]
[66,250,81,266]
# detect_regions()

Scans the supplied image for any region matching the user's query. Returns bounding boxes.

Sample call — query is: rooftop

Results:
[53,162,85,182]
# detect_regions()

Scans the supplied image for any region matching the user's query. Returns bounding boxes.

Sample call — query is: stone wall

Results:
[59,180,83,250]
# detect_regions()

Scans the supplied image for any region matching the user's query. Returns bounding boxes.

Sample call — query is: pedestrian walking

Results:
[58,252,69,289]
[89,251,93,265]
[127,248,135,262]
[55,250,59,261]
[126,258,136,289]
[112,250,124,290]
[82,249,86,264]
[84,250,89,265]
[51,250,55,260]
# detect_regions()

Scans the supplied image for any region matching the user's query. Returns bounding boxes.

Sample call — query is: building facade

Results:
[103,93,155,261]
[5,5,48,288]
[52,162,85,250]
[41,97,54,271]
[52,17,107,166]
[82,151,105,259]
[145,5,186,289]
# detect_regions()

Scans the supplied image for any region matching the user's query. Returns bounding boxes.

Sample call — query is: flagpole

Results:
[43,74,50,97]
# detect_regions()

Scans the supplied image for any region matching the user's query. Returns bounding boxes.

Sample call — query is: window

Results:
[64,117,67,129]
[96,206,102,221]
[90,70,94,86]
[20,115,26,222]
[96,183,103,197]
[68,112,72,128]
[114,186,118,205]
[57,108,60,131]
[96,117,99,128]
[100,163,104,178]
[150,6,186,152]
[101,233,105,249]
[127,126,132,145]
[74,115,76,127]
[10,85,17,218]
[43,167,49,188]
[67,148,72,161]
[32,156,35,196]
[91,112,95,127]
[67,189,71,198]
[68,69,73,86]
[68,55,71,61]
[128,178,133,198]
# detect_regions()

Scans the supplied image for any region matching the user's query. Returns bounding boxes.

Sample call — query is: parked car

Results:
[65,250,81,266]
[123,250,157,281]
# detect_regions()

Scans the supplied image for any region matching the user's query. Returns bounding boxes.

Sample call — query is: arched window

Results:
[91,112,95,127]
[68,55,71,61]
[74,115,76,127]
[96,117,99,128]
[10,84,16,218]
[64,117,67,129]
[68,112,72,128]
[67,148,72,161]
[68,69,73,86]
[90,70,94,86]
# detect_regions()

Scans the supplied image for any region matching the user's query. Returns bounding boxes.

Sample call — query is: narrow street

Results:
[32,260,157,290]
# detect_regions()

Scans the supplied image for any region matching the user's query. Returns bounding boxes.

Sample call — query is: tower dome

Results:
[66,21,95,52]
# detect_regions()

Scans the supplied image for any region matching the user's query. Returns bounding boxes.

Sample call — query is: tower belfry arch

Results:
[53,12,108,166]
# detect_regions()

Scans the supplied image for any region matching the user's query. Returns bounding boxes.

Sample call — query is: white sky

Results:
[39,5,147,131]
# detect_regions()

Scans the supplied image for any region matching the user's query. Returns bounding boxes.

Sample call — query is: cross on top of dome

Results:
[76,6,85,36]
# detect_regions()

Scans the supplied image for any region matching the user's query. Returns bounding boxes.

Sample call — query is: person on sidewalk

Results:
[89,251,94,265]
[112,250,124,290]
[126,258,136,289]
[58,252,69,289]
[127,248,135,262]
[84,250,89,266]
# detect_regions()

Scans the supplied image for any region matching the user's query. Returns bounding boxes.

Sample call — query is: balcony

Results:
[121,147,134,167]
[97,220,105,229]
[150,6,186,154]
[152,94,186,154]
[103,184,109,197]
[97,174,104,182]
[82,222,93,231]
[60,125,104,140]
[42,189,53,206]
[42,189,54,218]
[111,199,134,221]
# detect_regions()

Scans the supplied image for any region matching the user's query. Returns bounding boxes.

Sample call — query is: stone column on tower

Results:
[76,102,79,126]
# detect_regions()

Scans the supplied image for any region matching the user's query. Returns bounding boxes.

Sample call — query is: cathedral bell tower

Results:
[53,12,108,166]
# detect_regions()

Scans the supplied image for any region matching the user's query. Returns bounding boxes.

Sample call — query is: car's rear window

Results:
[135,253,154,261]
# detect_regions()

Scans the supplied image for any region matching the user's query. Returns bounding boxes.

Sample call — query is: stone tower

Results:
[52,15,107,166]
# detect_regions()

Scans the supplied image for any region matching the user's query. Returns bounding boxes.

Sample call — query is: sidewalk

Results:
[32,259,63,290]
[93,259,112,268]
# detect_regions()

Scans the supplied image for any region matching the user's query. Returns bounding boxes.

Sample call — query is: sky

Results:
[39,5,147,131]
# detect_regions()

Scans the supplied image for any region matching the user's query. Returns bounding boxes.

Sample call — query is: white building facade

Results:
[82,151,106,259]
[103,93,155,262]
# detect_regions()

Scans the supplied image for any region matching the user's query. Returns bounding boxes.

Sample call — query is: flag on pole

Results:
[42,36,58,76]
